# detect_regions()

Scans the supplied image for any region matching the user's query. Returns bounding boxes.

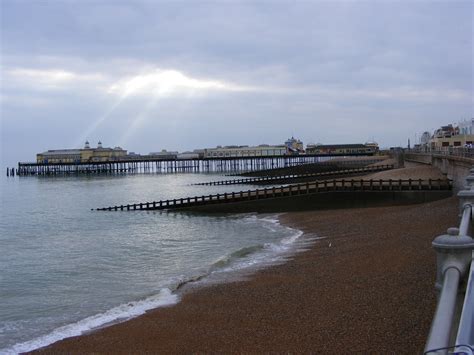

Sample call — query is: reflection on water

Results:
[0,173,302,352]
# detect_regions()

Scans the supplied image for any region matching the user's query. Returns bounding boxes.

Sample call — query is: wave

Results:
[1,289,178,355]
[3,214,306,355]
[209,215,305,274]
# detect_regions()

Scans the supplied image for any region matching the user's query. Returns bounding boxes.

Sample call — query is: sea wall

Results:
[405,153,472,191]
[176,190,452,214]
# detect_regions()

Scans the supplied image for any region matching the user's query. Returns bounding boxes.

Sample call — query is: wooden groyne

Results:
[193,165,394,186]
[236,156,389,177]
[96,178,452,212]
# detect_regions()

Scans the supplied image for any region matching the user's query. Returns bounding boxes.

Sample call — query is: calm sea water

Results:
[0,173,304,353]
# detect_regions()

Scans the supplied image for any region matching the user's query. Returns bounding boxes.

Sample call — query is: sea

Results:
[0,172,309,353]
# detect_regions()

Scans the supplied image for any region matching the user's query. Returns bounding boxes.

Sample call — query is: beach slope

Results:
[33,195,457,353]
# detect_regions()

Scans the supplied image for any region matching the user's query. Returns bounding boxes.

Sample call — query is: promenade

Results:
[32,164,457,353]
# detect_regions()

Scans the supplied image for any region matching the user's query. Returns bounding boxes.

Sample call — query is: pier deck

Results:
[15,153,376,176]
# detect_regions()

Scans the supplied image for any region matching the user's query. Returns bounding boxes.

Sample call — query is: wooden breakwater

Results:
[96,178,452,213]
[236,156,389,177]
[193,165,394,186]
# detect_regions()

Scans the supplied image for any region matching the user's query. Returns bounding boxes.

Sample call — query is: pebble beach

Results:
[31,164,458,354]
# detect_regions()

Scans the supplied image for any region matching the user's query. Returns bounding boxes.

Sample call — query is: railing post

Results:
[459,170,474,213]
[425,168,474,353]
[425,227,474,353]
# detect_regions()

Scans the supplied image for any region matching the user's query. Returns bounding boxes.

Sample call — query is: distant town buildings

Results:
[420,118,474,150]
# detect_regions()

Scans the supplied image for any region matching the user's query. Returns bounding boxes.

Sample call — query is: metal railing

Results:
[425,169,474,354]
[409,147,474,160]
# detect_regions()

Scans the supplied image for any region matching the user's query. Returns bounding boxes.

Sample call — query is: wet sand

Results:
[33,194,458,354]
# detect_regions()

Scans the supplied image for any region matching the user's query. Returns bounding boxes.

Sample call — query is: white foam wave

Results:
[3,215,305,355]
[212,215,305,274]
[1,288,178,355]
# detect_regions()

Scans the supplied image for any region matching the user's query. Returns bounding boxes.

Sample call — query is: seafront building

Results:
[36,141,127,163]
[421,118,474,150]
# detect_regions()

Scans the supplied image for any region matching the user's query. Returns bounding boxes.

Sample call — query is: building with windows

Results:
[203,144,288,158]
[202,137,304,158]
[285,137,304,154]
[427,119,474,149]
[36,141,127,163]
[306,143,377,155]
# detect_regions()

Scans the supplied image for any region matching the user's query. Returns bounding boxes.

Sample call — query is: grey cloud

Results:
[1,0,472,166]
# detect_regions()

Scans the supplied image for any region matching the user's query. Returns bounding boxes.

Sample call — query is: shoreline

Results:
[9,213,306,354]
[30,195,458,353]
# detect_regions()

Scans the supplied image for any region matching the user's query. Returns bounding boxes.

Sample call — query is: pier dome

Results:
[84,141,90,149]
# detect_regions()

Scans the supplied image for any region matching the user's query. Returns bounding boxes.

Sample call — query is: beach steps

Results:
[193,165,394,186]
[96,178,452,213]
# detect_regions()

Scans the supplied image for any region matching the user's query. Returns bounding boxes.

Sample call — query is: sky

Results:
[1,0,473,167]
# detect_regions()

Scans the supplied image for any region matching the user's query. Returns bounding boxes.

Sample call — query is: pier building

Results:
[203,144,288,158]
[305,143,378,155]
[285,137,304,154]
[36,141,127,163]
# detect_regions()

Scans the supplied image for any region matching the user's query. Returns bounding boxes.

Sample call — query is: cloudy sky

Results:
[1,0,472,166]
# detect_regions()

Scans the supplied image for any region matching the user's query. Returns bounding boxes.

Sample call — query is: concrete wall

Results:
[404,152,433,165]
[175,190,452,214]
[405,153,472,191]
[431,155,472,191]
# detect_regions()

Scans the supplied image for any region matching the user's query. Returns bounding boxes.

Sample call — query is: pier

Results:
[96,178,452,213]
[15,156,313,176]
[13,153,377,177]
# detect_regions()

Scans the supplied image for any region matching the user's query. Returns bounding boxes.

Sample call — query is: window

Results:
[442,142,449,147]
[454,141,461,146]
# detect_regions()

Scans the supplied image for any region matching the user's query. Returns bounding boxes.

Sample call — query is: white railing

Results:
[425,169,474,354]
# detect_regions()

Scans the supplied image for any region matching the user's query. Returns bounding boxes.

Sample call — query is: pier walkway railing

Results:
[96,178,451,212]
[193,164,394,186]
[425,170,474,354]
